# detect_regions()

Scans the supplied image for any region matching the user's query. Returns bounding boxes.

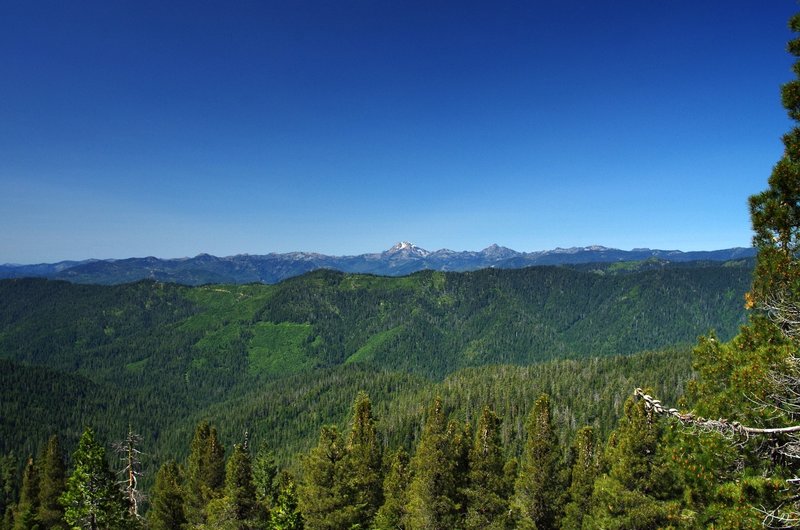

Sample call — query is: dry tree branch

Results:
[634,388,800,435]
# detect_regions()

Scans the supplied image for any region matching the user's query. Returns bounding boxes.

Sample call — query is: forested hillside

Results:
[0,261,746,468]
[0,256,752,530]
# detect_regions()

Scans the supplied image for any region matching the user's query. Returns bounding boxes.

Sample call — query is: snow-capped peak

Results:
[385,241,431,257]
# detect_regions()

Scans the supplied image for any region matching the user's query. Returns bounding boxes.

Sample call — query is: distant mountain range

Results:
[0,242,756,285]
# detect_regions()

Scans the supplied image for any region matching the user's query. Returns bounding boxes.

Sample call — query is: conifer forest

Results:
[7,9,800,530]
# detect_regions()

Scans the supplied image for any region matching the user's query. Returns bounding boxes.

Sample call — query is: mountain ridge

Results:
[0,243,756,286]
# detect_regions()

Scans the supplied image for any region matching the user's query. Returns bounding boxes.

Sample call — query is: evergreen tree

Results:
[298,426,347,530]
[341,392,383,529]
[512,394,562,530]
[560,426,598,530]
[13,457,38,530]
[3,507,13,530]
[252,443,278,510]
[0,454,17,530]
[270,471,303,530]
[184,421,225,527]
[448,418,471,524]
[373,449,411,530]
[464,407,511,530]
[148,461,186,530]
[586,397,681,530]
[406,397,462,530]
[748,13,800,330]
[37,436,66,530]
[224,442,256,526]
[60,427,130,530]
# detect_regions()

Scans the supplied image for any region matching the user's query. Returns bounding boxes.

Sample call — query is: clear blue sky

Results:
[1,1,797,263]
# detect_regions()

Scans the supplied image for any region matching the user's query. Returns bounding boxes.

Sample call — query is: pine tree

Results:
[512,394,562,530]
[184,421,226,527]
[748,13,800,330]
[270,471,303,530]
[37,436,66,530]
[586,397,681,530]
[373,449,411,530]
[60,427,130,530]
[148,461,186,530]
[406,396,462,530]
[464,407,511,530]
[560,426,598,530]
[3,507,14,530]
[448,418,471,524]
[0,454,17,530]
[13,457,38,530]
[224,442,256,526]
[252,442,278,510]
[298,426,347,530]
[341,391,383,529]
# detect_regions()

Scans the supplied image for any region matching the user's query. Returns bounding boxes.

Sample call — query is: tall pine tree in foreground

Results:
[586,397,680,530]
[298,426,347,530]
[60,427,131,530]
[225,442,257,524]
[341,392,383,529]
[373,449,411,530]
[560,426,598,530]
[512,394,562,530]
[13,457,38,530]
[252,442,278,517]
[270,471,303,530]
[184,421,225,527]
[464,406,512,530]
[37,435,66,530]
[148,461,186,530]
[406,397,462,530]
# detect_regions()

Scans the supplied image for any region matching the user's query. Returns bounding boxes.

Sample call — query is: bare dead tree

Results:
[113,427,145,519]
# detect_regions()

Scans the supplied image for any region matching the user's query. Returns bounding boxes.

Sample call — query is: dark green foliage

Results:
[341,392,383,529]
[586,398,681,530]
[406,397,462,530]
[464,407,512,530]
[13,457,38,530]
[255,265,750,377]
[224,443,256,525]
[512,394,563,530]
[60,427,130,530]
[3,507,14,530]
[749,13,800,315]
[296,392,384,530]
[184,422,225,527]
[36,436,66,530]
[0,455,17,530]
[148,461,186,530]
[0,261,746,479]
[373,449,411,530]
[252,442,278,517]
[202,440,258,530]
[561,427,598,530]
[670,319,793,526]
[270,471,303,530]
[298,426,347,530]
[0,258,768,526]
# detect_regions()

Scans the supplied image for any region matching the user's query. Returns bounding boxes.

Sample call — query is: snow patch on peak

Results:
[385,241,431,257]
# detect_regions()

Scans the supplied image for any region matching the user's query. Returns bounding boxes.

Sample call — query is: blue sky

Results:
[1,1,797,263]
